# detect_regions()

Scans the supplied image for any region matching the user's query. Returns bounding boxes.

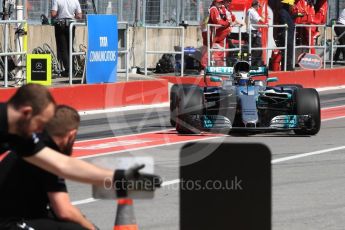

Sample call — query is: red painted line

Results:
[72,130,221,158]
[321,106,345,120]
[75,129,173,144]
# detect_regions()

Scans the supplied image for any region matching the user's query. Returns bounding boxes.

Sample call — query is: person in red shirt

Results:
[201,0,231,69]
[293,0,308,24]
[315,0,327,24]
[209,0,232,45]
[306,0,319,54]
[293,0,318,54]
[200,2,214,72]
[223,0,239,24]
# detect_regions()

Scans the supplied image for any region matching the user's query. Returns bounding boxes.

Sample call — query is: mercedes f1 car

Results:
[170,61,321,135]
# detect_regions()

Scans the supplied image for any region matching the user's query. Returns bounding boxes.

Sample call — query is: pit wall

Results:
[0,80,168,111]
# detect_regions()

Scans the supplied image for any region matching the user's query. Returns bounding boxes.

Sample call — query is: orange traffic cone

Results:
[114,199,139,230]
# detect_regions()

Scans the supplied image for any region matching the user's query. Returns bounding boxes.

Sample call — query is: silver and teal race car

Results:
[170,61,321,135]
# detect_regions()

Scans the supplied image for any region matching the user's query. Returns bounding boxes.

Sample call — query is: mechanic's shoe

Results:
[114,199,138,230]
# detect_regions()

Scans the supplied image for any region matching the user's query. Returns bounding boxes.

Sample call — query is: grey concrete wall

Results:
[128,26,202,69]
[27,25,87,54]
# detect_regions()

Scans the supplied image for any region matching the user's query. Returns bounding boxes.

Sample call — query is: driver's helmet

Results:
[234,61,250,79]
[234,61,250,74]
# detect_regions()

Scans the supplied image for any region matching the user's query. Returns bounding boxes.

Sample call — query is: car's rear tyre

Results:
[175,86,203,134]
[294,88,321,135]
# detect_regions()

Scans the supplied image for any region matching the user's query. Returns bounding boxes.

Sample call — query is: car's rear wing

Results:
[205,66,268,77]
[205,66,234,76]
[249,66,268,76]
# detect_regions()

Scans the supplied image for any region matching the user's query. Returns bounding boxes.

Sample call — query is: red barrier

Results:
[160,68,345,88]
[51,84,106,110]
[142,80,169,104]
[0,80,168,111]
[271,68,345,88]
[0,88,16,99]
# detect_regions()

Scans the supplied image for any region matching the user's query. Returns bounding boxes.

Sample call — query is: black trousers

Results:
[54,23,75,74]
[334,22,345,61]
[0,218,86,230]
[251,31,263,66]
[276,29,295,71]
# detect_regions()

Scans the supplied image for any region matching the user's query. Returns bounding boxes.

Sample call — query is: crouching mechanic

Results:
[0,105,98,230]
[0,84,162,198]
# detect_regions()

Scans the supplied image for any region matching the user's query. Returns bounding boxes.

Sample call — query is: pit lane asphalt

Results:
[68,89,345,229]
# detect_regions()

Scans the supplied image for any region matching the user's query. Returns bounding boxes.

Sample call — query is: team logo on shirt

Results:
[32,133,40,144]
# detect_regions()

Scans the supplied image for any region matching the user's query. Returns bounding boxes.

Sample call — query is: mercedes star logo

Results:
[36,62,43,70]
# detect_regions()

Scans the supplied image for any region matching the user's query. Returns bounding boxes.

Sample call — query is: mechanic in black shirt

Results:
[0,83,55,156]
[0,84,162,193]
[0,105,97,230]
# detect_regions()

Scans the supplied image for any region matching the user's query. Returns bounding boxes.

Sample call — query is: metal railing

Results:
[331,23,345,68]
[144,25,185,76]
[69,21,130,85]
[207,24,242,66]
[118,22,129,81]
[293,24,327,69]
[249,24,288,71]
[69,21,86,85]
[0,20,27,88]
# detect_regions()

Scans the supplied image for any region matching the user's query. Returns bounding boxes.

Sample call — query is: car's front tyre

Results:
[175,86,204,134]
[294,88,321,135]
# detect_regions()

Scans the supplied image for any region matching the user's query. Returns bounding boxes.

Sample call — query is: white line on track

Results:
[78,103,170,116]
[271,146,345,164]
[162,179,180,187]
[317,85,345,92]
[72,198,99,206]
[322,116,345,122]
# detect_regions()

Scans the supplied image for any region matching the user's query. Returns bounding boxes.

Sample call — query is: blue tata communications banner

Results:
[87,15,118,83]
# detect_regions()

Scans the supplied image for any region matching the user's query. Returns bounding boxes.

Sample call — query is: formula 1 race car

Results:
[170,61,321,135]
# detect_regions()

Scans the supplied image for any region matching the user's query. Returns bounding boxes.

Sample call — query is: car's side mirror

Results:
[267,77,278,83]
[210,76,223,82]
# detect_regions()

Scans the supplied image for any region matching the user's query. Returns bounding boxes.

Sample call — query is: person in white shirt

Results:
[246,0,265,66]
[51,0,82,77]
[334,8,345,63]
